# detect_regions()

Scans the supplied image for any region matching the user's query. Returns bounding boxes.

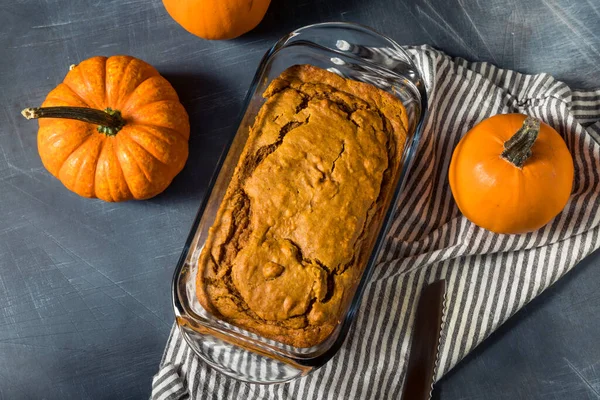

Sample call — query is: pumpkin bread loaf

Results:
[196,65,409,347]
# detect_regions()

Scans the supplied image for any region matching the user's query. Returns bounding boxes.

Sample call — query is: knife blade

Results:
[401,279,447,400]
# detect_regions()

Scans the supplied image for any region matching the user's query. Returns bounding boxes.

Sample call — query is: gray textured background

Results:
[1,0,599,399]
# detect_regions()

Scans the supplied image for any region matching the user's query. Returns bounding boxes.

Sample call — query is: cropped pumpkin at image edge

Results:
[22,55,190,202]
[161,0,272,40]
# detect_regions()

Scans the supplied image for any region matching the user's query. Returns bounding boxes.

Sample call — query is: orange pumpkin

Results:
[162,0,271,40]
[449,113,574,234]
[22,55,190,202]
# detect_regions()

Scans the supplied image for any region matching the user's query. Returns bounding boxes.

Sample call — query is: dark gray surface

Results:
[1,0,599,399]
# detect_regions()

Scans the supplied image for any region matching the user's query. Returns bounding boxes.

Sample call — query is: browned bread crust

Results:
[196,65,408,347]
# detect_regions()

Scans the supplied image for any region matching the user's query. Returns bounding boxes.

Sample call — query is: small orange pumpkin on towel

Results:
[449,113,574,234]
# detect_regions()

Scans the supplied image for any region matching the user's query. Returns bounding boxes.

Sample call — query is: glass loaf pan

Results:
[172,22,427,384]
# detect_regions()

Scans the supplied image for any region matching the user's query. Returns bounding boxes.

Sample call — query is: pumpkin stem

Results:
[21,106,125,136]
[501,116,541,168]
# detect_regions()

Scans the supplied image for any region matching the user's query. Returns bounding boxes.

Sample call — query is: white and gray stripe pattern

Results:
[152,46,600,400]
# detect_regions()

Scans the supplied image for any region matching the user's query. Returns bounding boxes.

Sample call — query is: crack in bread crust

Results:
[196,65,408,348]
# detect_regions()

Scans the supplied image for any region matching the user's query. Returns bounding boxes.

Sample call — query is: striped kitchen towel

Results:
[151,45,600,400]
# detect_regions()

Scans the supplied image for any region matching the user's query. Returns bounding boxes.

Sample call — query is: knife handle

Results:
[401,280,446,400]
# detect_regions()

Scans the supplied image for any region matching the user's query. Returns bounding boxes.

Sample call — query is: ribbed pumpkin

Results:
[449,114,574,234]
[162,0,271,40]
[22,55,190,202]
